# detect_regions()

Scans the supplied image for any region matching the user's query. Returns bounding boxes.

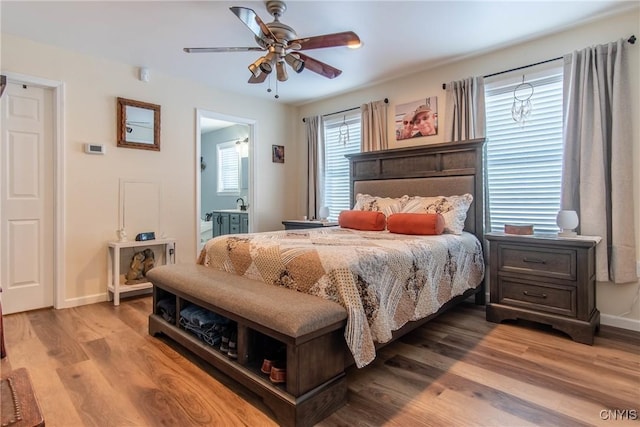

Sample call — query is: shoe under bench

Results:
[147,264,348,427]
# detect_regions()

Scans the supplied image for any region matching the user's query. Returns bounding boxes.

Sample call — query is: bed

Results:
[148,138,486,426]
[199,138,486,365]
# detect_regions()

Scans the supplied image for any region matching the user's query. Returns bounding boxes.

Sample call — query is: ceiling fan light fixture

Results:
[264,50,276,63]
[248,62,262,78]
[284,53,305,73]
[259,60,273,74]
[249,56,273,77]
[276,61,288,82]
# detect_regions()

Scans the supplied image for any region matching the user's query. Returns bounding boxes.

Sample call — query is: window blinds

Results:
[485,68,564,234]
[322,111,361,221]
[217,141,240,194]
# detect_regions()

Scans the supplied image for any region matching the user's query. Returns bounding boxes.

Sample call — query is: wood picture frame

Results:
[117,97,161,151]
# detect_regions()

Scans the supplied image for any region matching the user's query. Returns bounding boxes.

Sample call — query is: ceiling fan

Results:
[183,1,361,88]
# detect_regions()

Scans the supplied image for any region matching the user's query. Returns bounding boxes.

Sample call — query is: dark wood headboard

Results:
[345,138,486,241]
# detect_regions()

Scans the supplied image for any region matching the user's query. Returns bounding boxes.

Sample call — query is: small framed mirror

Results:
[117,97,161,151]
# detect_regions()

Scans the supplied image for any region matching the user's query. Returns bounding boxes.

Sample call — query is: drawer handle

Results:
[523,257,546,264]
[523,291,547,299]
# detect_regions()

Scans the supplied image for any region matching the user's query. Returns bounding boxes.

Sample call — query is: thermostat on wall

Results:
[84,143,105,155]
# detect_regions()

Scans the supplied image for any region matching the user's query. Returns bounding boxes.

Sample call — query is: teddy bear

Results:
[125,251,146,284]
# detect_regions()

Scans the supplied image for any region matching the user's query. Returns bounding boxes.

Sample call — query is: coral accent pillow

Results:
[338,210,386,231]
[387,213,445,235]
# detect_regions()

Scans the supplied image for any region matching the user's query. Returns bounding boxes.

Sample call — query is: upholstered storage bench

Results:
[146,264,348,427]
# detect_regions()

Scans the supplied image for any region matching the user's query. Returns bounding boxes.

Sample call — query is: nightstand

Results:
[485,232,600,344]
[282,220,338,230]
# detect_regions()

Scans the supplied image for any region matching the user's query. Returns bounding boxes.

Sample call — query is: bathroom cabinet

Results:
[211,211,248,237]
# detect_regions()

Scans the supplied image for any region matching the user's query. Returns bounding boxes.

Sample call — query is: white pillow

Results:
[352,193,408,217]
[401,194,473,234]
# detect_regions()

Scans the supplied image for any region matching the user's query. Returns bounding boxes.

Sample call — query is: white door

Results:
[1,81,54,314]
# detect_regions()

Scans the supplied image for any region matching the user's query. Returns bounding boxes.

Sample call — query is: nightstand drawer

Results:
[499,278,576,317]
[499,244,576,281]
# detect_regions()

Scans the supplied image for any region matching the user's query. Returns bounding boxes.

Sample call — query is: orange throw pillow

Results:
[338,210,386,231]
[387,213,445,235]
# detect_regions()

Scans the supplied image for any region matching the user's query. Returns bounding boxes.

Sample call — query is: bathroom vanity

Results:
[209,210,249,238]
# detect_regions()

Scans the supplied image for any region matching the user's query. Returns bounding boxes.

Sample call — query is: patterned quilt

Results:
[197,227,484,368]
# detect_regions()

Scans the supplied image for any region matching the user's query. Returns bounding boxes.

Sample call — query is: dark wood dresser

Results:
[485,232,600,344]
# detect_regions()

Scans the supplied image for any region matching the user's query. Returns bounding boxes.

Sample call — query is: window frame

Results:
[484,65,564,234]
[321,110,362,221]
[216,140,241,195]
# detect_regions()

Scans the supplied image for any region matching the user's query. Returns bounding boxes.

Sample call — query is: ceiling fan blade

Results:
[291,31,361,50]
[296,53,342,79]
[248,73,268,84]
[230,6,277,44]
[184,47,265,53]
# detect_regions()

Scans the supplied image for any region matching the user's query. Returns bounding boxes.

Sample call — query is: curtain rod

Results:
[442,34,636,90]
[302,98,388,122]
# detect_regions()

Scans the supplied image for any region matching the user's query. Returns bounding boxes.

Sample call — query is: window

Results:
[322,111,361,221]
[485,67,564,234]
[217,141,240,194]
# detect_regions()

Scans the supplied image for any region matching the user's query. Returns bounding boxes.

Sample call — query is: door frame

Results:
[2,71,65,310]
[195,109,255,255]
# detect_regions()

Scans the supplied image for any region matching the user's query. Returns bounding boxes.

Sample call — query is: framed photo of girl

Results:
[395,96,438,141]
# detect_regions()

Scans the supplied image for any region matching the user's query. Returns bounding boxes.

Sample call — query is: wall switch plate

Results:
[84,143,105,154]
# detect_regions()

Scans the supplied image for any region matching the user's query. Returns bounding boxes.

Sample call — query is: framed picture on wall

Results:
[395,96,438,141]
[272,145,285,163]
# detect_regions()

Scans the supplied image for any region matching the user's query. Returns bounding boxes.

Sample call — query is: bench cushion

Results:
[147,264,347,339]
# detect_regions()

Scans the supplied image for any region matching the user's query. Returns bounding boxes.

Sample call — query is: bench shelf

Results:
[149,277,348,427]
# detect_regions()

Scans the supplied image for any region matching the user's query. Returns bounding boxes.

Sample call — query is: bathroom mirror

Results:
[117,97,161,151]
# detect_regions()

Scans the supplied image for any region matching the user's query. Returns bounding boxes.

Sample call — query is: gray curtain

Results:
[444,76,486,141]
[361,100,388,152]
[561,38,636,283]
[305,116,323,220]
[444,76,488,232]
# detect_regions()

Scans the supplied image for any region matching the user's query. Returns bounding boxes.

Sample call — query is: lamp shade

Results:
[319,206,330,221]
[556,210,579,236]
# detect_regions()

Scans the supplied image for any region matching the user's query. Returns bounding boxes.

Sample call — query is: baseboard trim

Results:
[58,293,107,309]
[600,313,640,332]
[59,290,152,309]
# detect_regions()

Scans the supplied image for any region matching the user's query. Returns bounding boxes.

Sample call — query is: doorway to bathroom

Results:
[196,109,255,253]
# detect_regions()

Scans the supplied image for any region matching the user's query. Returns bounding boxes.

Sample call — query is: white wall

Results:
[1,33,296,306]
[295,10,640,329]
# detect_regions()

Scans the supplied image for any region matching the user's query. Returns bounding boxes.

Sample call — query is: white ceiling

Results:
[2,1,637,105]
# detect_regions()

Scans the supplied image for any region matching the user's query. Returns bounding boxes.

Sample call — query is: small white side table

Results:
[107,238,176,306]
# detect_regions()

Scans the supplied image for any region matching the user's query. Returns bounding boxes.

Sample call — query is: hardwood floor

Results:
[1,296,638,426]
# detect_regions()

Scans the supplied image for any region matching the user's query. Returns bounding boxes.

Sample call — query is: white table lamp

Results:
[319,206,330,222]
[556,210,579,237]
